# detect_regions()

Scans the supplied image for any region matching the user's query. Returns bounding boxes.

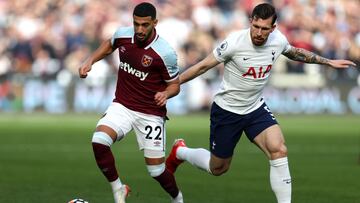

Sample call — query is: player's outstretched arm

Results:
[78,39,114,78]
[283,46,357,69]
[180,53,220,84]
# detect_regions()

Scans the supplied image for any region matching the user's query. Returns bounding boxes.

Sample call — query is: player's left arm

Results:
[283,46,357,68]
[154,78,180,107]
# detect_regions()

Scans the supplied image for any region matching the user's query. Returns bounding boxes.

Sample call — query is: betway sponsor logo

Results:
[119,61,149,81]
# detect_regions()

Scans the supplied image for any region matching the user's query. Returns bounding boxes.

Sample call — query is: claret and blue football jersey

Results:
[111,27,179,117]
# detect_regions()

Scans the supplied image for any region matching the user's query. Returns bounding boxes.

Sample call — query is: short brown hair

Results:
[251,3,277,25]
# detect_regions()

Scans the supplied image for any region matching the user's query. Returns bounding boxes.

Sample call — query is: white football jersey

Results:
[213,28,291,114]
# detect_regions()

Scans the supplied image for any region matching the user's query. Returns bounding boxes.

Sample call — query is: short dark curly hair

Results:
[133,2,156,20]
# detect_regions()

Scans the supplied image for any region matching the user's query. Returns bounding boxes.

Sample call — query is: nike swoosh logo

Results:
[243,57,250,60]
[283,179,291,184]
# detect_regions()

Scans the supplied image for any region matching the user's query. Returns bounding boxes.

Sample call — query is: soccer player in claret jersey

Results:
[166,3,357,203]
[78,2,183,203]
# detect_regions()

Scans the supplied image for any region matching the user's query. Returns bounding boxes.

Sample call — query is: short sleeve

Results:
[162,49,179,81]
[277,30,291,54]
[151,37,180,82]
[111,27,133,48]
[212,32,237,63]
[282,43,292,54]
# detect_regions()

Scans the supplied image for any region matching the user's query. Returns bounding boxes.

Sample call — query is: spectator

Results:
[0,0,358,112]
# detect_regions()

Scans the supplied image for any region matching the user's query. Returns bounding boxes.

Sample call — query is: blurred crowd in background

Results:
[0,0,359,113]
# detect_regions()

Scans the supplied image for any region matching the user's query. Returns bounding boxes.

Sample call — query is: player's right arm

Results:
[180,53,220,84]
[78,39,114,78]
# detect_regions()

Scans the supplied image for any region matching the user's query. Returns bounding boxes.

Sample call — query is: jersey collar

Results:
[132,29,159,50]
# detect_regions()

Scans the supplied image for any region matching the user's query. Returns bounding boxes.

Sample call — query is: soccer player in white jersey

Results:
[166,3,356,203]
[79,2,183,203]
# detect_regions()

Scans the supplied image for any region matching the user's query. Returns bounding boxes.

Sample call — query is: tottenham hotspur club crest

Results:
[272,50,276,61]
[142,54,153,67]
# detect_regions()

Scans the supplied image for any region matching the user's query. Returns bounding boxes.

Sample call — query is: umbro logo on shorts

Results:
[154,141,162,147]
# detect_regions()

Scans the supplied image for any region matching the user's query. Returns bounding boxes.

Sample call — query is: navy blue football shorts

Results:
[209,102,278,159]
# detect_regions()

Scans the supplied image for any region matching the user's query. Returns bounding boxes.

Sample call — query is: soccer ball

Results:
[68,199,88,203]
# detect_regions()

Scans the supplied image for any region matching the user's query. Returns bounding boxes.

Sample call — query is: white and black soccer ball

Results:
[68,198,89,203]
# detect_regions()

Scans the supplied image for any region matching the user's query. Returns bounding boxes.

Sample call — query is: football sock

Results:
[110,178,123,192]
[269,157,292,203]
[172,191,183,202]
[177,147,211,173]
[92,143,119,182]
[153,168,180,198]
[111,178,124,203]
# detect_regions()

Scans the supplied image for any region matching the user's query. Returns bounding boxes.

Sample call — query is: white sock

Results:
[177,147,211,173]
[110,177,123,192]
[269,157,292,203]
[111,178,123,203]
[172,191,183,203]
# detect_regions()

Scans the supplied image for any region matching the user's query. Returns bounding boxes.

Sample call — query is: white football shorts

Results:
[97,102,166,157]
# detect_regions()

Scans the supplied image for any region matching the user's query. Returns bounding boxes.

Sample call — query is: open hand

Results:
[329,59,357,69]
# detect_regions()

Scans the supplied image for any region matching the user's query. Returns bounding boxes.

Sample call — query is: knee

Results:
[278,143,288,156]
[146,163,165,177]
[210,165,229,176]
[270,143,288,159]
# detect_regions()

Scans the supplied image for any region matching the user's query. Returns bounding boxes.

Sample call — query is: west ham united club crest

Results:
[142,55,153,67]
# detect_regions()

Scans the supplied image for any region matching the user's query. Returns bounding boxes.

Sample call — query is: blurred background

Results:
[0,0,359,115]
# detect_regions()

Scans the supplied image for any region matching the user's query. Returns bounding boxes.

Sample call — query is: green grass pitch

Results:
[0,113,359,203]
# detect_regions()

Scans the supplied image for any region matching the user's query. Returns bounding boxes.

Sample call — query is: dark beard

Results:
[135,35,148,47]
[135,38,147,47]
